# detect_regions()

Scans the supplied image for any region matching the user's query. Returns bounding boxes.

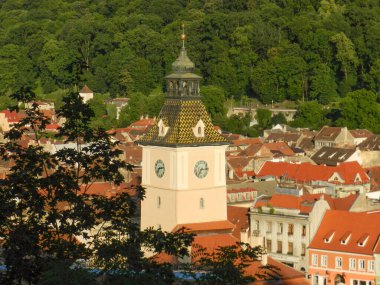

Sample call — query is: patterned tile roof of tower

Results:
[138,98,228,146]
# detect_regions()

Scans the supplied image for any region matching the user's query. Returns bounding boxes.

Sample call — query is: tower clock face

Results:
[155,159,165,178]
[194,160,209,179]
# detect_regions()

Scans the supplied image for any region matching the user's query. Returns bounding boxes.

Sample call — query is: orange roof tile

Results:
[79,85,93,93]
[227,206,250,240]
[232,138,263,146]
[309,210,380,255]
[257,161,369,185]
[192,234,238,256]
[263,142,295,156]
[254,193,358,213]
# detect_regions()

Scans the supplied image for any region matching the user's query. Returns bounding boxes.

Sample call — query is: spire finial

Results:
[180,23,186,48]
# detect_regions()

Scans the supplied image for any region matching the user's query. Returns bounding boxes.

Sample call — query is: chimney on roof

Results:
[261,253,268,266]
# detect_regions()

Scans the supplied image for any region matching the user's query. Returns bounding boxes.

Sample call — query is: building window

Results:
[368,260,375,272]
[279,223,283,234]
[301,244,306,256]
[302,225,307,236]
[312,275,319,285]
[349,258,356,270]
[358,259,365,271]
[288,242,293,255]
[198,126,202,135]
[267,222,272,233]
[321,255,328,267]
[312,254,318,266]
[157,196,161,208]
[353,281,371,285]
[335,257,342,269]
[288,224,294,235]
[266,239,272,252]
[277,241,282,253]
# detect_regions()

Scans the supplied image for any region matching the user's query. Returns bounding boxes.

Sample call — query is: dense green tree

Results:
[335,89,380,132]
[118,92,148,127]
[309,63,338,104]
[292,101,330,130]
[330,32,359,94]
[0,89,194,284]
[200,85,227,121]
[270,112,287,126]
[1,0,380,134]
[147,88,165,118]
[251,51,307,103]
[191,242,269,285]
[256,108,272,130]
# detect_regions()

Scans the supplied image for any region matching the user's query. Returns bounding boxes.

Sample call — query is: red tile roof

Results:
[227,206,250,240]
[315,126,343,141]
[309,210,380,255]
[45,123,60,130]
[79,85,93,93]
[263,142,295,156]
[254,193,358,213]
[350,129,373,139]
[251,257,308,285]
[79,182,135,198]
[192,234,238,255]
[129,118,156,128]
[257,161,369,185]
[0,110,25,123]
[232,138,263,146]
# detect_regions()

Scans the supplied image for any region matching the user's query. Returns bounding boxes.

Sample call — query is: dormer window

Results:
[318,152,326,158]
[328,152,337,158]
[340,232,351,245]
[157,119,169,137]
[357,233,369,247]
[324,230,335,243]
[193,119,205,138]
[354,173,362,183]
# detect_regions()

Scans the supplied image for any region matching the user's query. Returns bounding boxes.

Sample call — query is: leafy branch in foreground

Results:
[0,88,194,285]
[187,242,277,285]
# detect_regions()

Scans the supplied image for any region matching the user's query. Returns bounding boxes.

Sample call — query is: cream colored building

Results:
[138,44,229,232]
[250,195,330,271]
[79,85,94,103]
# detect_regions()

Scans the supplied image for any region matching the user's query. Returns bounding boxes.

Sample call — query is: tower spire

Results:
[181,23,186,48]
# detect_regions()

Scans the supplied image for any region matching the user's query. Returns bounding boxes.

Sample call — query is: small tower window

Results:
[193,119,205,138]
[200,198,204,209]
[158,119,169,137]
[157,196,161,208]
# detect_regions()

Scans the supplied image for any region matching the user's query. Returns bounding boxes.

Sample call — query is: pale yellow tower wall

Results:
[140,145,228,232]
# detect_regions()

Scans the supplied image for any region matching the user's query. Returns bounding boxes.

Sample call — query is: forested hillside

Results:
[1,0,380,131]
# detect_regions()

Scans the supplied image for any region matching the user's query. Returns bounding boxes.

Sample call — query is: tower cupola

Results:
[165,25,201,98]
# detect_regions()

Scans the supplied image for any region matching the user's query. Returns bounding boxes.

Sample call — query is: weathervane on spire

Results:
[181,23,186,48]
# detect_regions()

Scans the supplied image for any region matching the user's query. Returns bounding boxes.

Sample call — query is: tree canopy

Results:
[1,0,380,106]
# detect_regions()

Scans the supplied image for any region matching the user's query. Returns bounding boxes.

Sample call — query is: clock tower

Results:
[138,31,229,232]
